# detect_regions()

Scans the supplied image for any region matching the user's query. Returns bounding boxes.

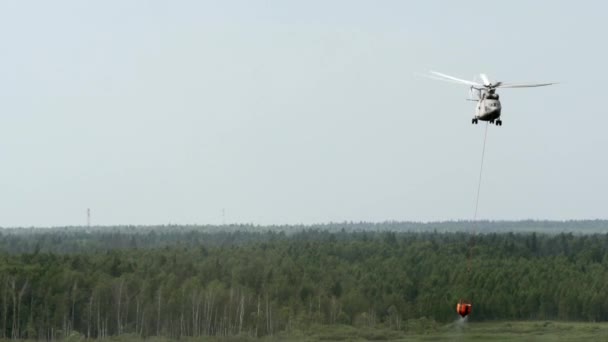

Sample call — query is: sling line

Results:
[468,122,489,273]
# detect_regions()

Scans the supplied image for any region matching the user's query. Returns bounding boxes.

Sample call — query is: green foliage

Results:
[1,227,608,339]
[1,220,607,254]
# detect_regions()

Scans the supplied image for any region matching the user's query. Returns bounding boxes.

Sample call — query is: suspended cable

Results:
[473,123,490,221]
[459,123,490,319]
[468,122,489,273]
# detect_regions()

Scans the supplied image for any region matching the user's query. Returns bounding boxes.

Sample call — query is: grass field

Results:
[245,320,608,341]
[13,321,608,342]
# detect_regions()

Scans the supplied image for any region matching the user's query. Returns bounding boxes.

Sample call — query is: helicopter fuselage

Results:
[476,98,501,121]
[472,91,502,125]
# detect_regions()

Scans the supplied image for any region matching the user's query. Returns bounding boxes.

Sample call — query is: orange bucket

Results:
[456,300,472,318]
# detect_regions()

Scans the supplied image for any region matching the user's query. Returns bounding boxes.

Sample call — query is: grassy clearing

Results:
[397,321,608,342]
[254,321,608,341]
[7,321,608,341]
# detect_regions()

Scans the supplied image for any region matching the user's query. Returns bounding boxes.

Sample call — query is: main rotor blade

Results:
[479,73,490,86]
[422,74,473,86]
[429,71,482,87]
[497,82,557,88]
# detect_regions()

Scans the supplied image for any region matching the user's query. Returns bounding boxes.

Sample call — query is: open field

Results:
[258,321,608,341]
[34,321,607,342]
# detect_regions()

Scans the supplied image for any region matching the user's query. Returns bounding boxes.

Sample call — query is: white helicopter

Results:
[428,71,556,126]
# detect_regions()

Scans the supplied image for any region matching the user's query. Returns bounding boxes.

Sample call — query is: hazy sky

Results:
[1,1,606,227]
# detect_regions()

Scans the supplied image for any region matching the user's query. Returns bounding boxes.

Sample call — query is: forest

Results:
[1,221,608,340]
[1,220,607,254]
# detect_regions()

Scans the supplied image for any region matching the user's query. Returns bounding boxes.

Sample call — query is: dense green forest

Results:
[1,220,607,254]
[2,224,608,340]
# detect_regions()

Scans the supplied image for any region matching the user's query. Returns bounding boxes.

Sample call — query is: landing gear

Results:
[472,118,478,124]
[496,120,502,126]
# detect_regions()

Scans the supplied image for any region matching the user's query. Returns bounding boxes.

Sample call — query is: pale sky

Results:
[0,1,606,227]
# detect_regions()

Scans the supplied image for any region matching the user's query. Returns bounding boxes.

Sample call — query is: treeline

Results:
[1,220,607,254]
[1,231,608,340]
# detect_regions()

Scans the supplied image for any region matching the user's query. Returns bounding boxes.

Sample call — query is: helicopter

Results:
[428,71,556,126]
